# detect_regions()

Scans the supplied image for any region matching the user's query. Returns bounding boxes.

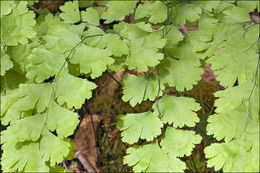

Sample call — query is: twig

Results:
[28,5,40,16]
[106,71,122,86]
[90,114,99,158]
[75,151,97,173]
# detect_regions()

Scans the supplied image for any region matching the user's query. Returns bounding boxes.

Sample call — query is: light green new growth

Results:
[160,41,203,91]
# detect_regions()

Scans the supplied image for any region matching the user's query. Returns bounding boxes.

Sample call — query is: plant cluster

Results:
[1,0,259,172]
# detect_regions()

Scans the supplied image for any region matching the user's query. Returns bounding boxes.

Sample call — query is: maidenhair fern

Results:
[1,0,259,172]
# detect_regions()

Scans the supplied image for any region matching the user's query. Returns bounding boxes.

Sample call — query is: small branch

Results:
[28,5,40,16]
[75,151,97,173]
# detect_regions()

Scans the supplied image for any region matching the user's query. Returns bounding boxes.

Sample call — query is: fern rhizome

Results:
[1,0,259,172]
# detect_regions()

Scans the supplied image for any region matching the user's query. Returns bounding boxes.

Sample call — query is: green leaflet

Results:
[207,82,259,141]
[117,112,163,144]
[126,33,166,72]
[161,127,202,157]
[101,1,137,24]
[42,15,83,53]
[171,3,202,25]
[1,84,52,125]
[59,1,80,23]
[122,74,164,107]
[188,13,218,52]
[81,7,100,26]
[1,1,36,46]
[95,33,129,57]
[1,45,13,76]
[206,24,258,87]
[0,0,15,17]
[222,6,250,24]
[165,25,184,46]
[124,143,186,172]
[47,101,79,138]
[135,1,167,24]
[205,134,259,172]
[160,41,203,91]
[26,48,66,83]
[153,95,200,127]
[55,71,96,109]
[70,44,114,78]
[237,1,259,12]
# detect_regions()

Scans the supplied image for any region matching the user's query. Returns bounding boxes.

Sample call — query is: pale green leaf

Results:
[126,33,166,72]
[205,137,259,172]
[102,1,137,23]
[117,112,163,144]
[43,19,83,53]
[47,101,79,138]
[1,142,49,172]
[1,0,15,17]
[237,1,259,12]
[26,48,66,83]
[40,130,71,166]
[55,71,97,109]
[207,24,258,87]
[160,41,203,91]
[59,1,80,23]
[122,74,164,107]
[81,7,100,26]
[160,127,202,157]
[124,143,186,172]
[172,3,202,25]
[70,44,114,78]
[1,46,13,76]
[1,1,36,46]
[1,84,52,125]
[96,33,129,57]
[165,25,184,46]
[153,95,200,127]
[135,1,167,24]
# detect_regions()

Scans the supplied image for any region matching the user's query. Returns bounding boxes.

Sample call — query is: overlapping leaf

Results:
[160,41,203,91]
[206,24,258,87]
